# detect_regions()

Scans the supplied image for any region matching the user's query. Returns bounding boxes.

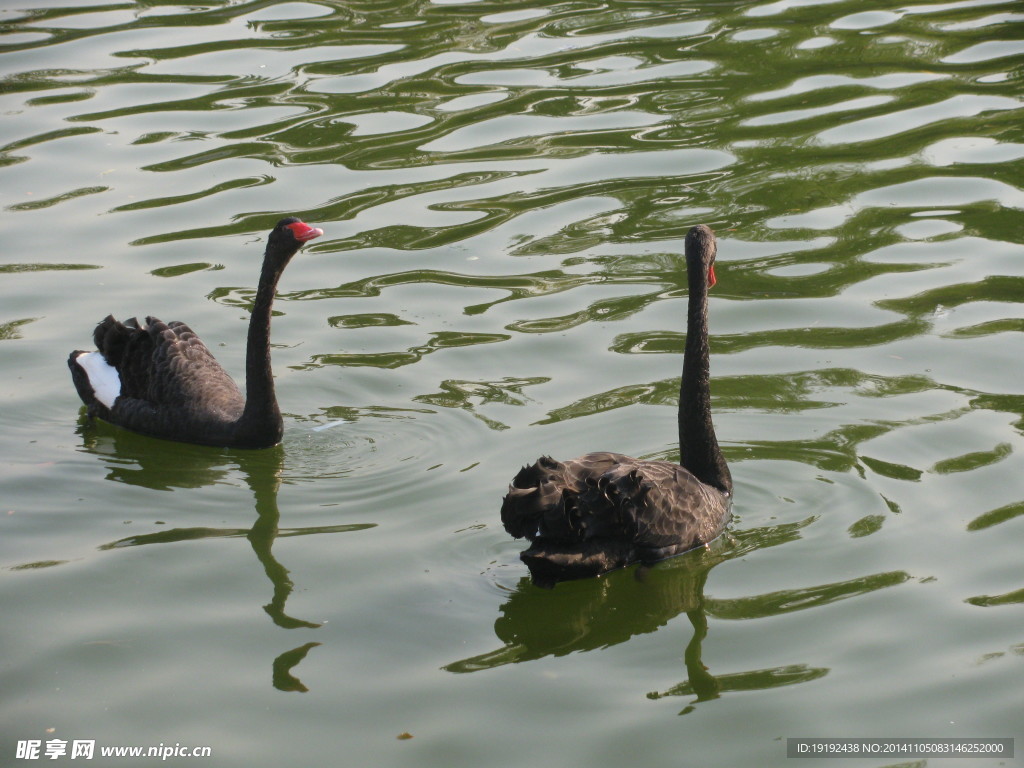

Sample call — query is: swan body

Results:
[502,453,730,584]
[68,217,323,449]
[501,224,731,584]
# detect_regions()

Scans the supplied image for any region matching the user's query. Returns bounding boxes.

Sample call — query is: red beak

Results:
[707,264,717,288]
[287,221,324,242]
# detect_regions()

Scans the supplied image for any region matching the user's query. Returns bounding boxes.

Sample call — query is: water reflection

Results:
[271,641,322,694]
[446,553,728,674]
[77,424,373,691]
[450,524,907,712]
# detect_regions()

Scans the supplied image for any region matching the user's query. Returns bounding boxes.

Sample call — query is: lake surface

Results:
[2,0,1022,766]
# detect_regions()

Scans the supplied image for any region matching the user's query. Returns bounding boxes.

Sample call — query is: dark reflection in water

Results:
[965,587,1024,608]
[75,422,372,692]
[271,641,323,694]
[446,555,727,674]
[449,522,907,713]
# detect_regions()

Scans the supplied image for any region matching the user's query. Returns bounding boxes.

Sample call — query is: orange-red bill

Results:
[287,221,324,242]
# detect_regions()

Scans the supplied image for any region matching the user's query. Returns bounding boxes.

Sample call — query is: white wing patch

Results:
[75,351,121,408]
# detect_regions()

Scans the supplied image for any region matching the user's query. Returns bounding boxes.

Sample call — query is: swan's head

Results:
[267,217,324,261]
[685,224,717,288]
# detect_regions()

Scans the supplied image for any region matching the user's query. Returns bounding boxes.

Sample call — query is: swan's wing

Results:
[592,460,730,560]
[84,315,243,414]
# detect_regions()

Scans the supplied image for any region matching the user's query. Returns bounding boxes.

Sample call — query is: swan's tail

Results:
[68,316,145,413]
[500,453,645,585]
[500,455,575,539]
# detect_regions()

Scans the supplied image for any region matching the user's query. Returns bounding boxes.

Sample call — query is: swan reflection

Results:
[79,426,372,692]
[450,521,908,714]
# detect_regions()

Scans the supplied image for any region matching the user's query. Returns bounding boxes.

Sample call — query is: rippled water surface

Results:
[2,0,1023,765]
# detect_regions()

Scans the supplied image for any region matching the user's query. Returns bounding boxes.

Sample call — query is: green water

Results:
[2,0,1023,766]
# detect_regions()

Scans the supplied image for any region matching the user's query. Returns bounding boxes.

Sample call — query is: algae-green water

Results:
[1,1,1022,766]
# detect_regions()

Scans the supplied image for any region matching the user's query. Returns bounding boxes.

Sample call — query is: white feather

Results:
[311,419,348,432]
[75,351,121,408]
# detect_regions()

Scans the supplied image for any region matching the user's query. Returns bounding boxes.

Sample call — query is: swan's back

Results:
[501,452,731,584]
[99,316,242,408]
[69,315,246,444]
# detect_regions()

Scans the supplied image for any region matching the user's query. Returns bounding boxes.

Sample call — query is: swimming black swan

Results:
[68,217,324,449]
[501,224,732,585]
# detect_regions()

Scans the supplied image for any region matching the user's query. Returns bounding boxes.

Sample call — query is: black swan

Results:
[501,224,732,585]
[68,217,323,449]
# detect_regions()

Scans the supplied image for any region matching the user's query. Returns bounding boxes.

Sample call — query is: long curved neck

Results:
[237,252,288,444]
[678,253,732,495]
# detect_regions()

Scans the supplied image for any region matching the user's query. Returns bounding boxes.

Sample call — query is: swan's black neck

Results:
[235,244,295,447]
[678,225,732,495]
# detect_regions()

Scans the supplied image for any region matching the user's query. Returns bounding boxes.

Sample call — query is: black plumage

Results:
[501,224,732,585]
[68,217,323,449]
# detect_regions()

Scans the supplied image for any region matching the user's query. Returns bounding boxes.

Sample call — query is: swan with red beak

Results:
[69,217,323,449]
